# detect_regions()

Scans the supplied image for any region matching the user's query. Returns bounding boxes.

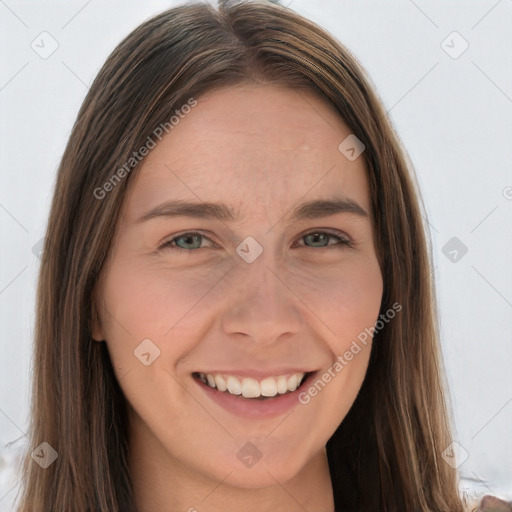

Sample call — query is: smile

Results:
[192,370,317,418]
[195,371,308,399]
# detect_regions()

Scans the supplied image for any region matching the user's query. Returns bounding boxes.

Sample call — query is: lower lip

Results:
[193,372,316,419]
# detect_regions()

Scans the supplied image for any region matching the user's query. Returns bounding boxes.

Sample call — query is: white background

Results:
[1,0,511,509]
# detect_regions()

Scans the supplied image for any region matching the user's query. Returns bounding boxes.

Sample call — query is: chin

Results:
[219,462,303,490]
[209,443,310,489]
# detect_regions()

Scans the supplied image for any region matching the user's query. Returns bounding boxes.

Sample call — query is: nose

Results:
[221,256,304,346]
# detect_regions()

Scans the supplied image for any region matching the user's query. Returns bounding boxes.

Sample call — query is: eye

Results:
[158,232,217,254]
[294,230,353,252]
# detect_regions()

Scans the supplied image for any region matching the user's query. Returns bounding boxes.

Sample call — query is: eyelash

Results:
[158,230,353,254]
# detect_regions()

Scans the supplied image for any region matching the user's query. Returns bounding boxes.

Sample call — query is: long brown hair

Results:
[15,1,467,510]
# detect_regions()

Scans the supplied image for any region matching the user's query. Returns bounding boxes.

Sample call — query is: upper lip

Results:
[193,369,316,379]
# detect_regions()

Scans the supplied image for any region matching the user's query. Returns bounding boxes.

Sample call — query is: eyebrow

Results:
[136,197,369,224]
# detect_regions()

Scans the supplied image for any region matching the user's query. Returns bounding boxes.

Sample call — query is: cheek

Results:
[101,257,227,341]
[98,258,229,424]
[98,255,233,386]
[289,255,383,346]
[292,258,382,435]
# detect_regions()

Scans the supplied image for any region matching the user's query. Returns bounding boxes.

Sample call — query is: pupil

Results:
[178,234,201,249]
[306,233,327,247]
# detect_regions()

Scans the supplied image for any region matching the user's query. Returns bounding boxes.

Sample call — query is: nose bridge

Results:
[222,239,303,344]
[246,253,282,304]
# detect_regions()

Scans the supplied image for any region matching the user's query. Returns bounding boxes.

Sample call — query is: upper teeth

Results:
[198,372,306,398]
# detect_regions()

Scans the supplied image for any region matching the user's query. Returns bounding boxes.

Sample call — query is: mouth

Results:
[192,369,317,418]
[192,372,314,400]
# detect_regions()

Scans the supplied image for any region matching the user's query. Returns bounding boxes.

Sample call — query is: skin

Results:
[92,84,383,512]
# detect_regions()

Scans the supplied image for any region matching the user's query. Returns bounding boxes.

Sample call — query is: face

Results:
[92,84,383,490]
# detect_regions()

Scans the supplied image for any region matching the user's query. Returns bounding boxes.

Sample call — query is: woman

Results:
[14,0,480,510]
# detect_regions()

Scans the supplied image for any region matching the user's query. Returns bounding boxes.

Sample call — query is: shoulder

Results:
[470,494,512,512]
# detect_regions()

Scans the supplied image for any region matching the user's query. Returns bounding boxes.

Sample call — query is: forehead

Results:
[124,85,369,221]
